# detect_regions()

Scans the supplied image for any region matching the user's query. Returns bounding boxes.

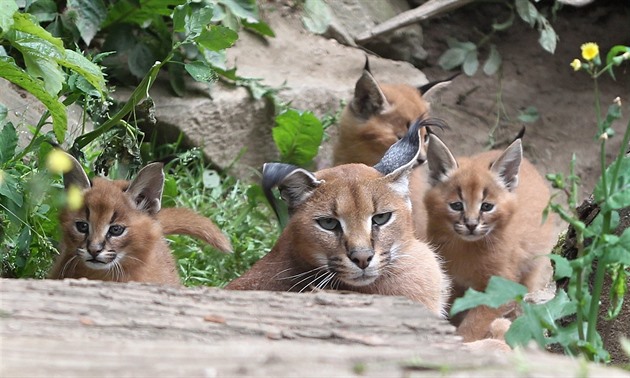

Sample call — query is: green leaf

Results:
[0,122,17,164]
[301,0,331,34]
[450,276,528,316]
[0,169,23,207]
[505,315,532,348]
[128,42,156,79]
[196,25,238,51]
[445,37,475,51]
[172,4,187,33]
[59,49,106,97]
[515,0,538,27]
[605,45,630,80]
[184,60,217,83]
[272,109,324,167]
[517,106,540,123]
[438,47,467,71]
[185,4,214,38]
[586,211,620,237]
[0,0,18,34]
[462,49,479,76]
[0,57,67,142]
[594,156,630,212]
[219,0,258,21]
[67,0,107,45]
[548,254,572,280]
[538,21,557,54]
[602,228,630,265]
[11,12,64,50]
[242,19,274,37]
[482,44,501,76]
[607,266,627,320]
[102,0,186,29]
[26,0,57,23]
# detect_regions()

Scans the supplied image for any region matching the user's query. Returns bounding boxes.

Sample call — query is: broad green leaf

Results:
[0,122,17,164]
[462,49,479,76]
[219,0,258,21]
[196,25,238,51]
[172,3,187,33]
[438,47,467,71]
[450,276,528,316]
[25,0,57,23]
[602,228,630,265]
[102,0,186,28]
[242,19,274,37]
[11,12,64,50]
[128,42,156,79]
[23,50,65,96]
[517,106,540,123]
[67,0,107,45]
[445,37,475,51]
[548,254,572,280]
[538,21,557,54]
[594,156,630,211]
[0,57,67,142]
[515,0,538,27]
[0,0,18,34]
[185,4,214,38]
[59,49,106,97]
[273,109,324,167]
[586,210,620,237]
[301,0,331,34]
[0,169,23,207]
[482,44,501,76]
[505,315,532,348]
[184,61,217,83]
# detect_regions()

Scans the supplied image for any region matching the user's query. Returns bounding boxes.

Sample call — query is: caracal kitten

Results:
[49,154,232,285]
[227,120,451,317]
[423,133,556,341]
[332,58,455,241]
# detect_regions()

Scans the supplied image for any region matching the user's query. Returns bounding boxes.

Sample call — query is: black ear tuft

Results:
[374,117,448,176]
[418,72,460,94]
[262,163,322,219]
[512,126,526,143]
[363,55,371,73]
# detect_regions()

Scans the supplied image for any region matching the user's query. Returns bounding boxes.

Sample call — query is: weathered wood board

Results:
[1,278,628,377]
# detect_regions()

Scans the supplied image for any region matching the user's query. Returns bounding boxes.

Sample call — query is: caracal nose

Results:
[348,249,374,269]
[87,241,104,256]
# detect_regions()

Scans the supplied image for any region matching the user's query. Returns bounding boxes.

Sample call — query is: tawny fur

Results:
[424,140,556,341]
[49,178,181,285]
[226,164,450,317]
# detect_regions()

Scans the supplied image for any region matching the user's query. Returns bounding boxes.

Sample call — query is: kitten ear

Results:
[490,139,522,192]
[350,69,389,119]
[426,133,458,185]
[126,163,164,215]
[418,73,459,103]
[63,152,91,190]
[263,163,323,214]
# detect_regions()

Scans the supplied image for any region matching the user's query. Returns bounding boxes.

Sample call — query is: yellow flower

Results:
[46,149,73,174]
[581,42,599,61]
[66,184,84,211]
[570,59,581,71]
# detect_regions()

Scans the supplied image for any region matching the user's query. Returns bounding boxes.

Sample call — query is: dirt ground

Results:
[416,0,629,196]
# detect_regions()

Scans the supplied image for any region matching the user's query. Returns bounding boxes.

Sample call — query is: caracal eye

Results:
[108,224,125,236]
[75,221,89,234]
[372,212,392,226]
[449,202,464,211]
[316,217,340,231]
[481,202,495,212]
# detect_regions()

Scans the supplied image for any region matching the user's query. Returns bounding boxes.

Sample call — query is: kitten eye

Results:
[317,218,340,231]
[108,225,125,236]
[481,202,495,212]
[449,202,464,211]
[372,212,392,226]
[75,221,89,234]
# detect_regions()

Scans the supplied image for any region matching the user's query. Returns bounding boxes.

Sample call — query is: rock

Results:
[134,8,429,179]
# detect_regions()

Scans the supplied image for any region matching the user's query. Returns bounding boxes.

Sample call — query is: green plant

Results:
[0,0,276,281]
[438,0,560,76]
[450,43,630,362]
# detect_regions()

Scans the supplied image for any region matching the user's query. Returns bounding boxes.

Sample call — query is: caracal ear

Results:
[418,73,459,103]
[126,162,164,215]
[263,163,323,215]
[426,133,458,186]
[350,68,390,119]
[63,152,91,190]
[490,139,522,192]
